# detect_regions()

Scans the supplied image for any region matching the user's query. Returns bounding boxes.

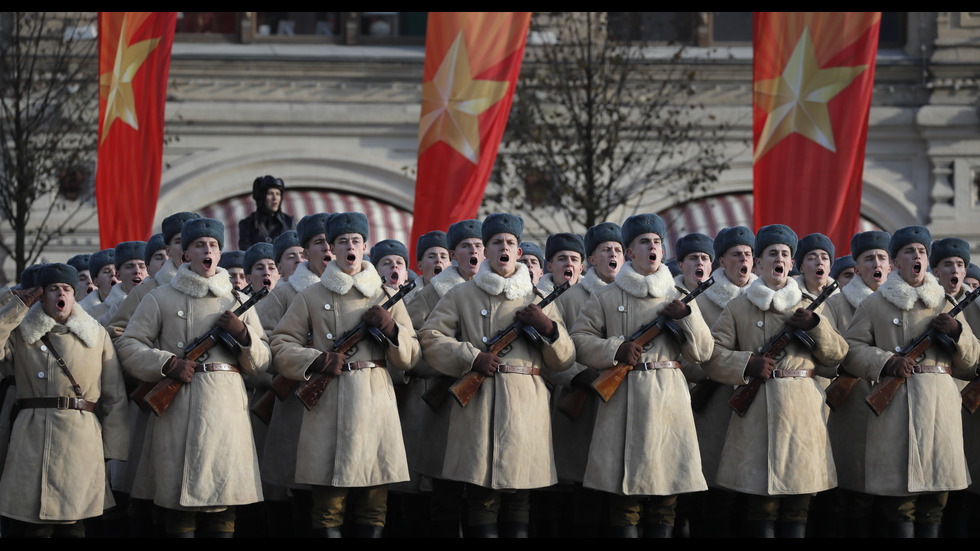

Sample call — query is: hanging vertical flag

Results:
[96,12,177,248]
[409,12,531,261]
[752,12,880,255]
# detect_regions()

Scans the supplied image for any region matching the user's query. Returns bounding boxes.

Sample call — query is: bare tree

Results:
[0,12,98,282]
[484,12,732,235]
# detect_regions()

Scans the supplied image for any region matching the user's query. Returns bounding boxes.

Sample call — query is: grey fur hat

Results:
[162,211,201,244]
[755,224,798,258]
[889,226,931,259]
[297,213,331,248]
[585,222,622,257]
[447,220,483,251]
[273,230,301,263]
[622,214,666,250]
[676,233,715,262]
[830,255,857,280]
[182,218,225,251]
[545,233,585,261]
[714,226,755,259]
[244,243,275,273]
[520,241,545,266]
[930,237,971,268]
[967,263,980,282]
[795,233,835,268]
[21,263,46,288]
[67,254,91,274]
[849,230,891,260]
[327,212,369,243]
[218,250,245,270]
[482,213,523,243]
[417,231,449,261]
[38,263,78,290]
[371,239,409,267]
[89,249,115,275]
[145,233,167,263]
[115,241,147,269]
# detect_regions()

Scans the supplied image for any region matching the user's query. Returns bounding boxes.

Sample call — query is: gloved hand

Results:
[746,355,775,380]
[662,299,691,320]
[472,351,500,377]
[217,310,249,344]
[787,308,818,331]
[12,286,42,308]
[309,351,346,377]
[362,305,397,339]
[882,355,915,378]
[615,341,643,366]
[931,313,962,340]
[163,357,196,383]
[516,303,557,338]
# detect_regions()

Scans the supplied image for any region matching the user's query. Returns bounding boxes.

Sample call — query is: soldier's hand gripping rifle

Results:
[728,280,838,417]
[589,276,715,404]
[141,286,270,416]
[865,285,980,415]
[295,279,416,411]
[448,281,570,408]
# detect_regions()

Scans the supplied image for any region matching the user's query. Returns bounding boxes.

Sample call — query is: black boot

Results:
[888,521,914,538]
[607,525,639,538]
[430,520,461,538]
[355,524,384,538]
[468,523,499,538]
[777,521,806,538]
[312,526,343,538]
[749,520,775,538]
[499,521,528,538]
[641,523,673,538]
[915,523,940,538]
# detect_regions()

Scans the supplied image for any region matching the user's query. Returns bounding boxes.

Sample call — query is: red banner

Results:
[752,12,880,256]
[96,12,177,248]
[409,12,531,260]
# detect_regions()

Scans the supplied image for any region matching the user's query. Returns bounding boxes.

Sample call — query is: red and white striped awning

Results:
[200,189,413,251]
[659,193,880,258]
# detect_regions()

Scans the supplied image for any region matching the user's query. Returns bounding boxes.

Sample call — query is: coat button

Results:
[40,345,47,352]
[324,304,331,310]
[326,333,333,340]
[893,318,900,325]
[618,305,625,312]
[758,347,763,353]
[482,336,488,343]
[895,346,901,352]
[37,371,45,378]
[177,341,184,349]
[757,321,764,327]
[177,310,184,317]
[481,309,488,316]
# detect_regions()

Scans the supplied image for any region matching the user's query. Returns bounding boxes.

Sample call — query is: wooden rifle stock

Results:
[728,280,839,417]
[591,277,715,404]
[867,285,980,416]
[962,375,980,414]
[448,281,570,408]
[824,372,860,412]
[142,287,269,417]
[421,375,456,411]
[689,379,721,413]
[295,280,416,411]
[251,332,314,420]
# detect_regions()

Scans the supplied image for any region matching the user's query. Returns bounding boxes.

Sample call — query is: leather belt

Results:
[18,396,96,412]
[914,365,951,375]
[633,361,681,371]
[773,369,813,378]
[497,365,541,376]
[195,363,240,374]
[343,360,387,371]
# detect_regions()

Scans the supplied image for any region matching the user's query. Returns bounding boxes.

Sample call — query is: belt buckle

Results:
[343,362,355,372]
[57,396,70,409]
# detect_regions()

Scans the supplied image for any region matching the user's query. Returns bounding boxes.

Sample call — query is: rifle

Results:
[448,281,570,408]
[295,279,416,411]
[728,280,838,417]
[823,368,861,412]
[866,285,980,415]
[141,286,269,417]
[590,277,715,404]
[250,332,314,423]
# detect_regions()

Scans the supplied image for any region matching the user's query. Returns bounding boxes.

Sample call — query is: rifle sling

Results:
[40,335,83,399]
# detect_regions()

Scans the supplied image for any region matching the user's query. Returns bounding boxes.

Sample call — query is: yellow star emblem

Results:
[753,27,868,163]
[99,18,160,146]
[418,31,511,164]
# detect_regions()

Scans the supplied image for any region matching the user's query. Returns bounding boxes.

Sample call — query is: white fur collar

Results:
[171,263,234,299]
[703,267,756,309]
[537,273,557,294]
[321,260,382,298]
[79,290,102,308]
[878,270,945,311]
[746,276,803,312]
[615,262,678,300]
[473,261,533,300]
[581,267,609,295]
[430,265,467,298]
[19,302,101,348]
[842,275,875,309]
[104,283,128,308]
[289,261,321,294]
[153,260,179,286]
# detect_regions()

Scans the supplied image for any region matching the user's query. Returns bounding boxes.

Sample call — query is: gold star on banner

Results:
[753,27,868,162]
[99,18,160,146]
[418,31,511,164]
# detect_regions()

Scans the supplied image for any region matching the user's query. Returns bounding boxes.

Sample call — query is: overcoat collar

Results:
[171,263,234,299]
[746,276,803,312]
[878,270,945,311]
[615,261,678,300]
[473,261,533,300]
[321,260,382,298]
[19,302,101,348]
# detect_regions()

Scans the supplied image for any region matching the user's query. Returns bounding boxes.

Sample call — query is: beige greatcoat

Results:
[844,271,979,495]
[271,260,418,488]
[420,262,575,490]
[572,262,712,496]
[0,297,129,523]
[705,277,846,496]
[116,264,271,510]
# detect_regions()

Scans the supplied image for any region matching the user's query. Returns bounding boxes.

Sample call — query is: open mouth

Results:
[132,277,142,286]
[774,266,785,275]
[500,254,510,263]
[913,262,922,275]
[390,272,399,283]
[87,285,96,293]
[203,258,213,270]
[740,266,749,275]
[649,254,657,263]
[324,254,332,263]
[609,260,617,270]
[816,269,825,277]
[263,278,272,287]
[109,280,117,287]
[695,268,704,278]
[346,254,356,263]
[563,269,573,280]
[874,270,882,280]
[469,257,479,266]
[951,276,960,287]
[434,266,443,275]
[57,299,66,310]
